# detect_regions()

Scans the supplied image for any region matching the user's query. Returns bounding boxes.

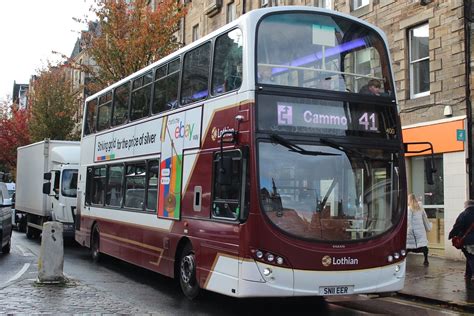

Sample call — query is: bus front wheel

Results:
[91,226,101,263]
[179,243,200,299]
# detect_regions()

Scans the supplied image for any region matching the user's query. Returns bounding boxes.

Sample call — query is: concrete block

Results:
[37,222,65,283]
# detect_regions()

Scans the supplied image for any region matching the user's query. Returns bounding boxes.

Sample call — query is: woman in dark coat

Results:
[449,200,474,281]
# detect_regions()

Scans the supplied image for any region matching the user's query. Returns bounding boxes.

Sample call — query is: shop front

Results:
[403,116,467,259]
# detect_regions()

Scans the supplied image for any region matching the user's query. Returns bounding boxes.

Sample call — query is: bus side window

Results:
[106,165,124,207]
[85,167,93,205]
[181,42,211,105]
[84,99,97,135]
[112,82,130,126]
[97,92,112,131]
[212,150,242,220]
[131,72,152,121]
[153,60,180,113]
[91,166,106,205]
[124,163,146,209]
[146,160,159,211]
[212,28,243,95]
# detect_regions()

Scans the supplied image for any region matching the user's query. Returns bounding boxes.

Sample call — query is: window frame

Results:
[97,92,112,132]
[105,164,125,208]
[226,1,236,23]
[352,0,369,10]
[211,28,243,96]
[409,23,430,99]
[112,82,131,127]
[180,41,212,105]
[152,58,181,114]
[84,98,97,135]
[211,149,244,221]
[315,0,333,9]
[123,162,147,210]
[130,71,153,121]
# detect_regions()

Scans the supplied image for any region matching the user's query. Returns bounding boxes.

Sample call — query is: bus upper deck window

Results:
[212,29,243,95]
[153,60,180,113]
[181,43,211,105]
[85,99,97,135]
[112,82,130,126]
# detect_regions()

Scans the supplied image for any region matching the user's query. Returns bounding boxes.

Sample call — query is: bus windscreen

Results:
[257,12,394,96]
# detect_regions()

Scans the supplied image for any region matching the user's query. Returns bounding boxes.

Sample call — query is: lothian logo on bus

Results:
[322,255,359,267]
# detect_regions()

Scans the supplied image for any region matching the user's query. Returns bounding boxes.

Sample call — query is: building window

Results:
[261,0,269,7]
[227,1,236,23]
[192,24,199,41]
[352,0,369,10]
[314,0,332,9]
[409,23,430,98]
[411,155,444,247]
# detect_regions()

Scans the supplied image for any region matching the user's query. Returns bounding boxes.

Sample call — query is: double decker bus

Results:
[76,6,408,299]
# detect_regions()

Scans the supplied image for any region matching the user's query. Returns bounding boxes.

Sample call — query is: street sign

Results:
[457,129,466,141]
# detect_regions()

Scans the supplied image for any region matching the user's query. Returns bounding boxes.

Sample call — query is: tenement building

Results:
[179,0,474,259]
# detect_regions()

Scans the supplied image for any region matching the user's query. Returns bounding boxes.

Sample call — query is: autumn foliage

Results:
[28,64,78,142]
[76,0,187,93]
[0,103,31,174]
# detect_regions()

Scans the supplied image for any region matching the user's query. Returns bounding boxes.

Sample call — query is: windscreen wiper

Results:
[270,134,339,157]
[319,138,389,161]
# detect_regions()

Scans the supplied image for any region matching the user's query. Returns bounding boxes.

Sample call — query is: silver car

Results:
[0,182,12,254]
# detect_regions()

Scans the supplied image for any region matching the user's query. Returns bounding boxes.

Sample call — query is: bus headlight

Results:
[401,249,406,256]
[387,255,394,263]
[393,252,400,260]
[266,253,275,262]
[263,267,272,276]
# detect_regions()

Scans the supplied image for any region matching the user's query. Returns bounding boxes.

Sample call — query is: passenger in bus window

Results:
[359,79,382,96]
[258,65,274,84]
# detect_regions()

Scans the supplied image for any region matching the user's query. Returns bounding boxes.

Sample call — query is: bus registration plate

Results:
[320,285,354,296]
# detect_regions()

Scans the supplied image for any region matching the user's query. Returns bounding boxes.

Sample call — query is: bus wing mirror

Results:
[404,141,436,185]
[42,182,51,195]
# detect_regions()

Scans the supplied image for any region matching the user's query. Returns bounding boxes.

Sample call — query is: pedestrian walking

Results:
[448,200,474,282]
[406,193,432,266]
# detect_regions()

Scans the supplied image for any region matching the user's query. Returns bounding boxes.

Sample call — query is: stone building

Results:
[68,22,99,136]
[179,0,473,259]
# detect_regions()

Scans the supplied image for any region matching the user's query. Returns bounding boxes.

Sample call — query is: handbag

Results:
[452,223,474,249]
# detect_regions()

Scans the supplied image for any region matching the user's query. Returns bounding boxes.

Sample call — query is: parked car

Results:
[0,182,13,254]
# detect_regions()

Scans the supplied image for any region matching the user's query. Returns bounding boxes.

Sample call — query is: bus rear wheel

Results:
[91,226,101,263]
[179,243,200,299]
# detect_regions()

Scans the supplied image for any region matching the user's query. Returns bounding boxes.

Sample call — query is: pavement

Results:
[400,253,474,312]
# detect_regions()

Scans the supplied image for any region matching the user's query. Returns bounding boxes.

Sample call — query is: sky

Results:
[0,0,96,102]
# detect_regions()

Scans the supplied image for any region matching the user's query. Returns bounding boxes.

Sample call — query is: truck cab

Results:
[43,164,78,237]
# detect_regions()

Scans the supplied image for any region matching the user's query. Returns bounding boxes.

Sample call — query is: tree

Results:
[71,0,187,93]
[0,100,31,177]
[28,64,78,142]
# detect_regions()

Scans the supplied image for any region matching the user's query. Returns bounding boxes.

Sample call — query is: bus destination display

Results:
[277,102,378,132]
